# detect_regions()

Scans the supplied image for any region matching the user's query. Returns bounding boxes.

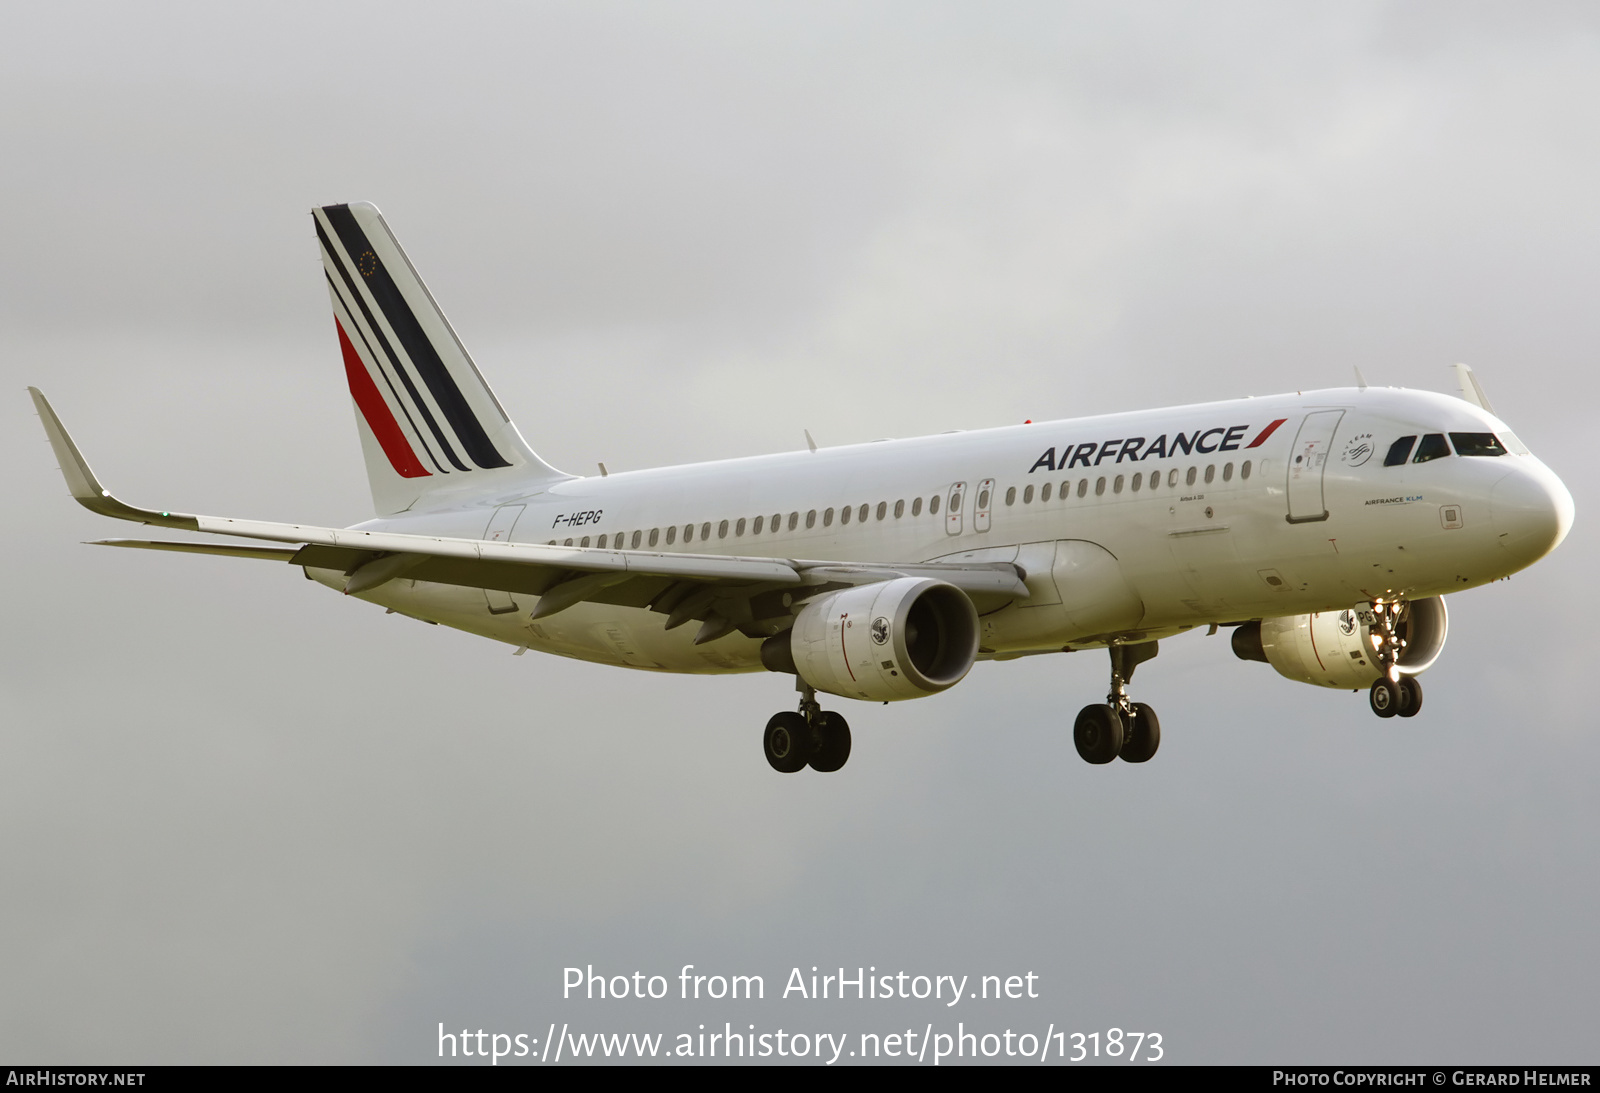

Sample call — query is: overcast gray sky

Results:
[2,1,1597,1064]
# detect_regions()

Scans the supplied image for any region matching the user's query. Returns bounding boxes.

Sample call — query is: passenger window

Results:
[1149,470,1160,490]
[1413,434,1451,463]
[1021,485,1032,503]
[824,508,835,527]
[860,504,870,522]
[1241,460,1252,480]
[682,525,693,543]
[789,512,800,530]
[1450,432,1508,457]
[841,505,852,525]
[736,518,745,536]
[648,528,659,547]
[565,538,574,547]
[876,502,887,520]
[950,489,963,512]
[666,526,676,545]
[1384,436,1417,466]
[1130,474,1141,493]
[753,516,763,534]
[930,495,940,515]
[631,530,642,548]
[911,497,922,516]
[1041,483,1052,501]
[718,520,729,539]
[1060,480,1069,498]
[894,499,905,518]
[1006,486,1017,506]
[1113,475,1124,494]
[701,522,711,541]
[1168,468,1179,488]
[597,534,608,548]
[581,536,590,547]
[1095,477,1106,496]
[771,513,780,531]
[974,489,988,511]
[1204,465,1215,484]
[1186,466,1197,486]
[805,510,816,529]
[1077,479,1088,498]
[1223,462,1233,482]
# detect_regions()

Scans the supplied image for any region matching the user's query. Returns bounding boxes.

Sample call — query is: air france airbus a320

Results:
[32,202,1574,773]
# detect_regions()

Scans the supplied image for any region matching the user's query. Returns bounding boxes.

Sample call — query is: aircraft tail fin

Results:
[313,202,569,514]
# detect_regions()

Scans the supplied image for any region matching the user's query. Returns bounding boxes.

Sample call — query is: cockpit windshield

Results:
[1413,434,1451,463]
[1450,432,1508,457]
[1383,430,1516,466]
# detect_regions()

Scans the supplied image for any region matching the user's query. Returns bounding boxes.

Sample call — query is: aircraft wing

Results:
[34,389,1027,642]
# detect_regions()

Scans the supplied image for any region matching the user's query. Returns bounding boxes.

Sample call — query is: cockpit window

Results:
[1413,433,1451,463]
[1450,432,1508,457]
[1384,436,1417,466]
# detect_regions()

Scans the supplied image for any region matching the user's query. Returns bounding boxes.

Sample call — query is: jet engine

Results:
[1231,597,1448,689]
[761,577,979,702]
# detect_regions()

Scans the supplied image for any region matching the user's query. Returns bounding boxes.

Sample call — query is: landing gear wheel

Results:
[808,711,852,772]
[1369,678,1399,718]
[1119,703,1161,763]
[1074,704,1125,764]
[1396,676,1423,718]
[763,711,814,773]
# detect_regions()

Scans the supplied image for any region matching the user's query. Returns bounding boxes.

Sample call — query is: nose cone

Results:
[1490,462,1575,567]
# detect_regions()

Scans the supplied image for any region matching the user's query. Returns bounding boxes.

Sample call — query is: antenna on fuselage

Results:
[804,430,818,453]
[1354,366,1368,390]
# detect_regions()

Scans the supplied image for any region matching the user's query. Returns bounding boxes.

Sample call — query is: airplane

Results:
[30,202,1574,773]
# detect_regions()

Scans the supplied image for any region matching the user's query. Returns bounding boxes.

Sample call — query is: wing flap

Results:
[91,539,300,562]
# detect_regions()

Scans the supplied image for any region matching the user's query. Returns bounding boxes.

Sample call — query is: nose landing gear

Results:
[1074,641,1161,765]
[1369,674,1423,718]
[763,682,852,773]
[1364,600,1423,719]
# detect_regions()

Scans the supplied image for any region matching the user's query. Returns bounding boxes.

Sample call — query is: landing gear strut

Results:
[763,681,852,773]
[1364,599,1423,719]
[1075,641,1161,765]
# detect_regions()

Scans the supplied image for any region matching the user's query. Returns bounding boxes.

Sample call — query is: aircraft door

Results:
[1286,411,1344,523]
[973,478,995,533]
[482,504,525,614]
[945,482,966,536]
[484,504,525,542]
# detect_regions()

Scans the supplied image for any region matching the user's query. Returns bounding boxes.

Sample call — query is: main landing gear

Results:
[1074,642,1161,765]
[1364,599,1423,719]
[763,682,852,773]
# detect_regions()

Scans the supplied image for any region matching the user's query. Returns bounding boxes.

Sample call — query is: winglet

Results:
[28,388,200,530]
[1452,363,1497,416]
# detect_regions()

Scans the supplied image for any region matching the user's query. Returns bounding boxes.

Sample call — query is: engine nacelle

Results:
[762,578,979,702]
[1232,597,1448,690]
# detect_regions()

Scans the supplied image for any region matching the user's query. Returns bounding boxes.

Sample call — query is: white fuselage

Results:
[307,386,1572,678]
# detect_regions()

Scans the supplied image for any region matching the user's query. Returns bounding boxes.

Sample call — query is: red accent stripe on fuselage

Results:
[1246,418,1288,448]
[337,321,431,479]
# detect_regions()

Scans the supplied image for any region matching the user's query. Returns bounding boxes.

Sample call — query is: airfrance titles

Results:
[1027,419,1285,473]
